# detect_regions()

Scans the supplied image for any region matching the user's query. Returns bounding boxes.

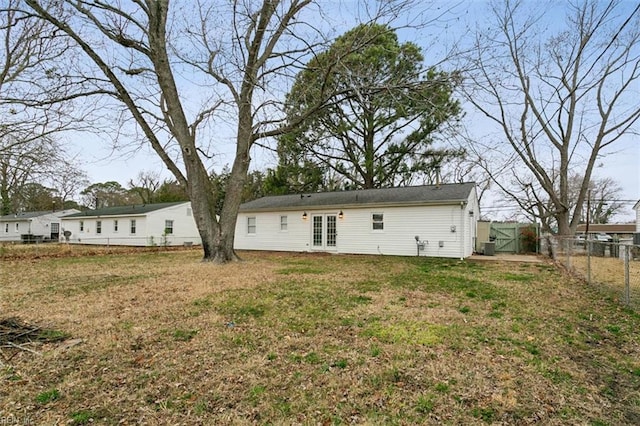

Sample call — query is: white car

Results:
[595,233,612,242]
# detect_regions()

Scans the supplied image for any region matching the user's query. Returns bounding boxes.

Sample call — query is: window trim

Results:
[96,220,102,234]
[372,212,384,231]
[79,221,84,232]
[280,215,288,231]
[113,219,118,232]
[247,216,256,235]
[164,219,174,235]
[130,219,137,235]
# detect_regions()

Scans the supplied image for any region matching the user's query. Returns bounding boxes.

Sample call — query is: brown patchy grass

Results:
[1,247,640,425]
[566,254,640,309]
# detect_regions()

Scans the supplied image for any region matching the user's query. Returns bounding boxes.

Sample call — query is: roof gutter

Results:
[62,213,148,220]
[239,199,469,213]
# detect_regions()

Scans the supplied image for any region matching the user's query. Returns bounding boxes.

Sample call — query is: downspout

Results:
[460,203,465,260]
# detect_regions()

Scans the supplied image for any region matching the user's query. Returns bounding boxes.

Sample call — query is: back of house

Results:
[234,182,479,259]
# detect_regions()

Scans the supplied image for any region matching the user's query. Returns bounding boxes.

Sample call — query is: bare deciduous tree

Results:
[0,135,59,213]
[461,0,640,234]
[44,159,90,209]
[0,1,89,214]
[574,175,625,225]
[128,170,162,205]
[25,0,322,262]
[25,0,417,262]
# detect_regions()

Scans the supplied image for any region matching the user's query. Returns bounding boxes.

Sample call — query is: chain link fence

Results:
[544,236,640,309]
[0,236,202,260]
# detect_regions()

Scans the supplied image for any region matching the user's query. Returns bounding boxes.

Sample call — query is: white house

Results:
[0,209,79,243]
[234,182,480,259]
[61,202,201,246]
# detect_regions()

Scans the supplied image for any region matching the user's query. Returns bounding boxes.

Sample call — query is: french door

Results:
[311,214,337,251]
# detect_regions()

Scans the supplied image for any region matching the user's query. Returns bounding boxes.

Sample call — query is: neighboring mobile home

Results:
[0,209,80,243]
[61,202,201,246]
[234,182,479,259]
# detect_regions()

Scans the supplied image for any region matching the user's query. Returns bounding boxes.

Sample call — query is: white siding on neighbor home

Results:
[0,210,78,242]
[62,203,201,246]
[0,219,28,242]
[635,202,640,232]
[235,194,478,259]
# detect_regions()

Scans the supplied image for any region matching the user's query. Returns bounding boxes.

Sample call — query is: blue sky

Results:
[67,0,639,221]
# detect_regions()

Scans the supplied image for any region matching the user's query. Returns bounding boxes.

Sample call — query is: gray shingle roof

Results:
[0,210,53,220]
[240,182,476,212]
[63,202,188,218]
[0,209,78,221]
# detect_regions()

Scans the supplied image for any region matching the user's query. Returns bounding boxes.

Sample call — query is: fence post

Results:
[624,245,630,306]
[587,240,591,285]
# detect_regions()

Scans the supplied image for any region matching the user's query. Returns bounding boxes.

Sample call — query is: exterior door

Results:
[50,222,60,240]
[311,214,337,251]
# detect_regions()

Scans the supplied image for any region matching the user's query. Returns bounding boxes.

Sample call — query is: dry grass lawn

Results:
[567,254,640,309]
[1,246,640,425]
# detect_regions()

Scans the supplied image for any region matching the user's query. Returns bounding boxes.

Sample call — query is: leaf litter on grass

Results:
[1,248,640,424]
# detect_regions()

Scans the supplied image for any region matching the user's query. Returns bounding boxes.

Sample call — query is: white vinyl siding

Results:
[60,203,200,246]
[234,192,478,259]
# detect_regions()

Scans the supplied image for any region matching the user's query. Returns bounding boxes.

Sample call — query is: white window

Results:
[130,219,137,234]
[247,217,256,234]
[4,223,8,233]
[113,220,118,232]
[372,213,384,231]
[15,223,19,232]
[280,215,288,231]
[96,220,102,234]
[165,220,174,235]
[79,221,84,232]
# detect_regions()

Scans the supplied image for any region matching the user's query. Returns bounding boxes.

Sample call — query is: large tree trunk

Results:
[24,0,318,263]
[214,98,254,263]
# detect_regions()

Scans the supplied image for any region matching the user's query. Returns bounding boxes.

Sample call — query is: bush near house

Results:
[519,225,539,253]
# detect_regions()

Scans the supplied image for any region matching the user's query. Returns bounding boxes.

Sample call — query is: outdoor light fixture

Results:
[338,210,344,219]
[302,212,308,220]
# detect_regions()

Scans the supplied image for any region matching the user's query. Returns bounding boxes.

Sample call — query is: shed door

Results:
[311,214,337,251]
